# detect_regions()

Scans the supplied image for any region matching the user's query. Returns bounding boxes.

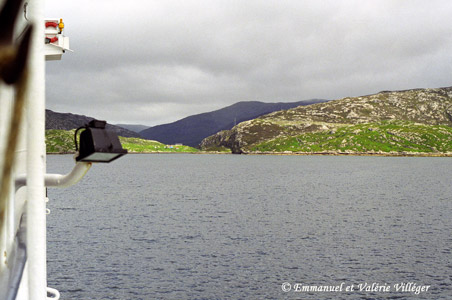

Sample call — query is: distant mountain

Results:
[200,86,452,154]
[115,124,150,133]
[45,109,140,138]
[139,100,327,147]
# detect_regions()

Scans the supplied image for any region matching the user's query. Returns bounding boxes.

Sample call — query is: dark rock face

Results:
[45,109,140,138]
[200,87,452,153]
[139,100,327,147]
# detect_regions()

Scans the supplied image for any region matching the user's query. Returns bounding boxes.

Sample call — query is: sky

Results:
[44,0,452,126]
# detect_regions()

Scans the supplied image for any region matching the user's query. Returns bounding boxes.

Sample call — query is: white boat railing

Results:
[1,0,124,298]
[25,0,47,298]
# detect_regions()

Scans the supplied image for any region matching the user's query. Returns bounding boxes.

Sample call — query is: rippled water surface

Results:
[46,154,452,299]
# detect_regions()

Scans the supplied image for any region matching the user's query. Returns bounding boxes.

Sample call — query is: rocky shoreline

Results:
[239,151,452,157]
[48,151,452,157]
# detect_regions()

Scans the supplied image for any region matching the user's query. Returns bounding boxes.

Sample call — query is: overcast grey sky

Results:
[44,0,452,126]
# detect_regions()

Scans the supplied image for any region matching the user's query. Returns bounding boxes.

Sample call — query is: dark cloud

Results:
[45,0,452,125]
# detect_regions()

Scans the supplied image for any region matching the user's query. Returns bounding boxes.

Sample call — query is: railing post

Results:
[26,0,47,299]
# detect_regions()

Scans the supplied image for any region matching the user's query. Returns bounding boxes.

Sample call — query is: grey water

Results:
[46,154,452,299]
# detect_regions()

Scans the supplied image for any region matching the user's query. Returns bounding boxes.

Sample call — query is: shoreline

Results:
[47,151,452,157]
[242,152,452,157]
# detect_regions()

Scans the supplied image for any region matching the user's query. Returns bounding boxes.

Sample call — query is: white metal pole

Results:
[16,162,92,190]
[26,0,47,299]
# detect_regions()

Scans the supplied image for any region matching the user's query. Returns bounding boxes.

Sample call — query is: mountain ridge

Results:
[114,124,150,133]
[139,99,327,147]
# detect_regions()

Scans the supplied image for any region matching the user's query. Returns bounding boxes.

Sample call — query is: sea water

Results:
[46,154,452,299]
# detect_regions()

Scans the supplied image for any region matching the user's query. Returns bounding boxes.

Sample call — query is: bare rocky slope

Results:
[200,87,452,154]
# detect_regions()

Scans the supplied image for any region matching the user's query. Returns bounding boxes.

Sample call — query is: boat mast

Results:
[26,0,47,299]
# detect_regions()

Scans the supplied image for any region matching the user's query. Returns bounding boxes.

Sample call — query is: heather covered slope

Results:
[200,87,452,155]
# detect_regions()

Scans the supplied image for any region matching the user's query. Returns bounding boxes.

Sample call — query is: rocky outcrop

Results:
[200,87,452,153]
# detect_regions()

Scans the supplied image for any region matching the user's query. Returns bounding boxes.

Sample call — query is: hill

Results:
[115,124,150,133]
[45,109,140,138]
[45,129,198,154]
[200,87,452,155]
[139,100,327,147]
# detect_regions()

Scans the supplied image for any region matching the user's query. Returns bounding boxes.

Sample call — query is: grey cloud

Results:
[45,0,452,125]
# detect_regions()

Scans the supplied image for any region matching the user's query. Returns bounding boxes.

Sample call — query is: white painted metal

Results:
[15,162,92,190]
[0,0,29,297]
[43,162,92,188]
[1,1,83,298]
[26,0,47,299]
[0,48,14,300]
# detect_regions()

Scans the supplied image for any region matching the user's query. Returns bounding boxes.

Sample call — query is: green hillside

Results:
[250,121,452,155]
[45,130,199,154]
[46,129,76,153]
[201,86,452,155]
[119,137,199,153]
